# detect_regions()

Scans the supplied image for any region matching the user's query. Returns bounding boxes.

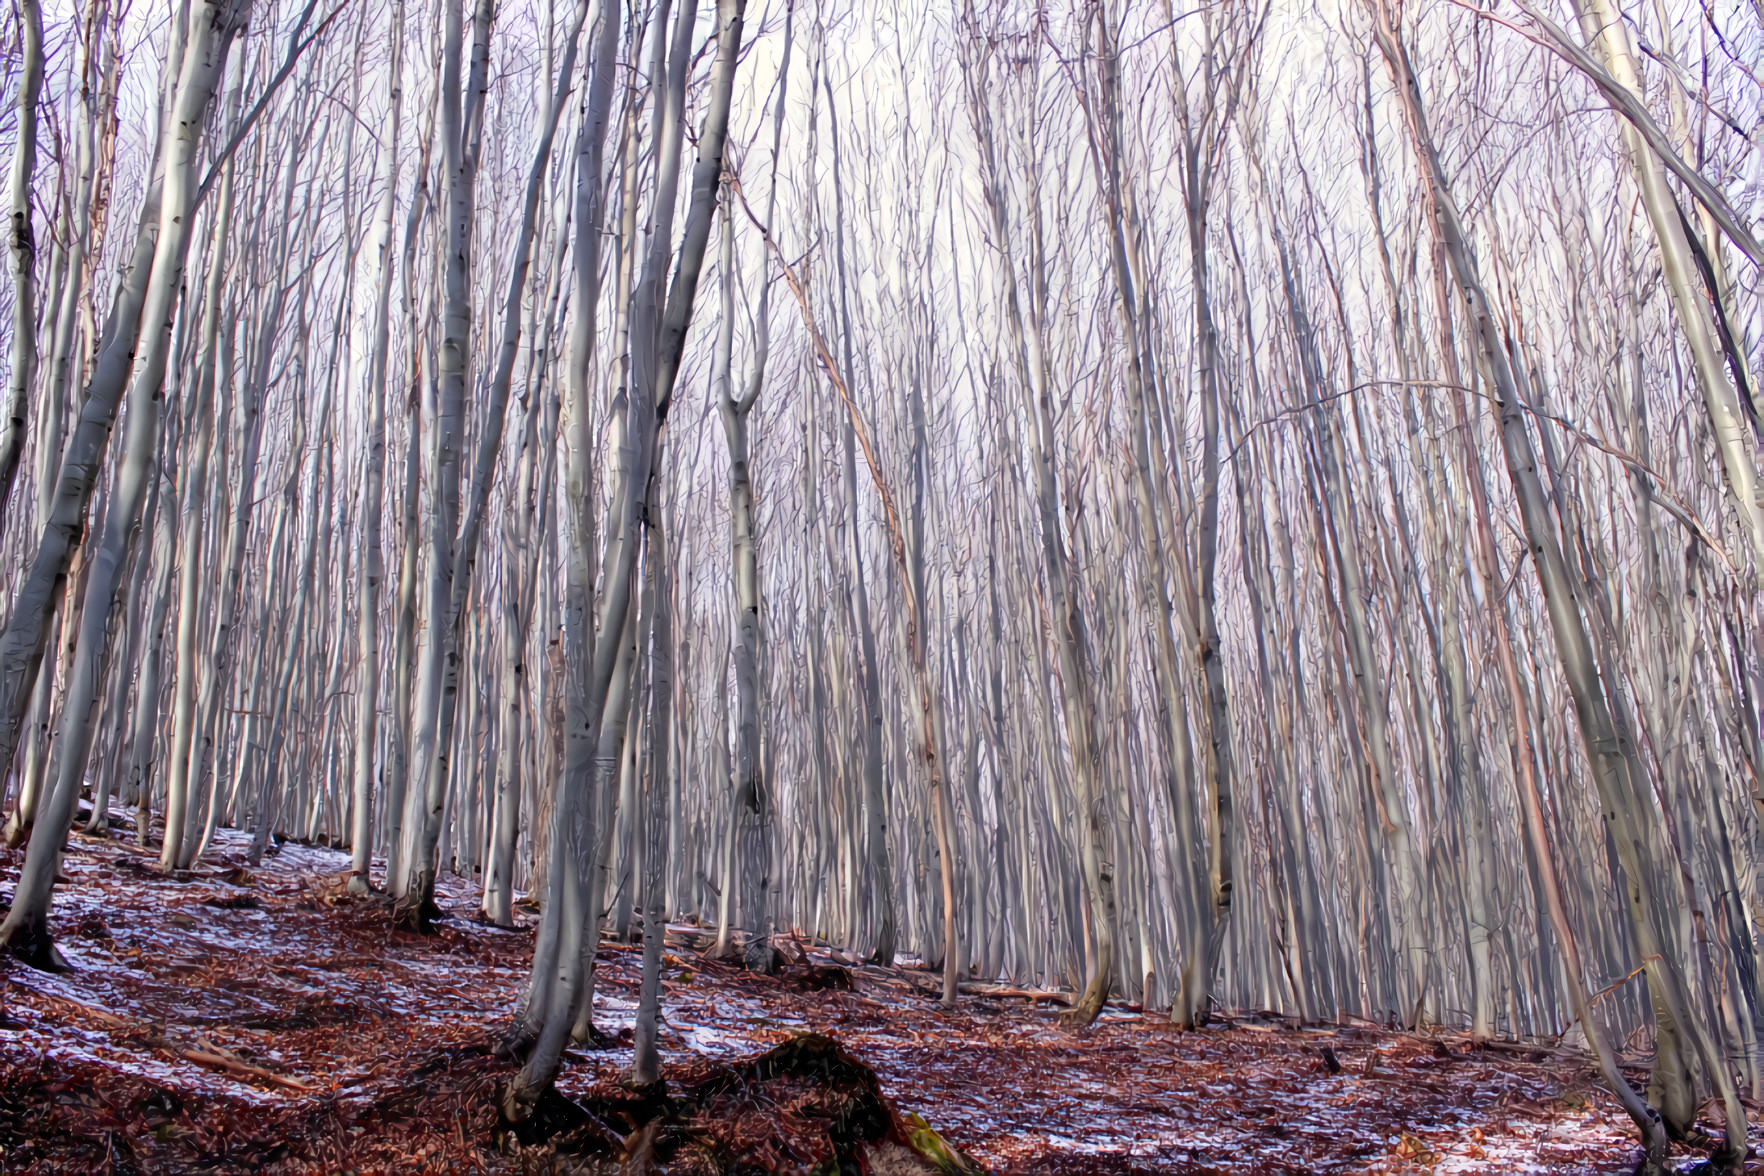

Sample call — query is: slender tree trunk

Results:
[0,0,251,964]
[962,29,1116,1024]
[764,208,962,1005]
[0,0,45,539]
[503,0,746,1114]
[126,464,176,843]
[1372,9,1745,1164]
[1564,0,1764,569]
[400,0,587,924]
[350,0,405,894]
[630,496,674,1081]
[819,63,896,966]
[160,58,242,866]
[395,0,494,925]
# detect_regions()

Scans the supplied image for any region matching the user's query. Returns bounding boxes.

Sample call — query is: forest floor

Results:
[0,815,1752,1174]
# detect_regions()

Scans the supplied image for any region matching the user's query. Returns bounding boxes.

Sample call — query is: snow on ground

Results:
[0,813,1747,1172]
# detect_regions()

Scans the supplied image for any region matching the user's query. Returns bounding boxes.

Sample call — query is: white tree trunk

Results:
[350,0,405,894]
[0,0,45,536]
[0,0,251,964]
[504,0,747,1116]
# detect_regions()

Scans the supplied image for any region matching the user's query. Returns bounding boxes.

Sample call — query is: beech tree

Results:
[0,0,1758,1160]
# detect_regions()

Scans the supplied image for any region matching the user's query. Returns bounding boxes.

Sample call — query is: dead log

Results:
[957,983,1073,1005]
[171,1047,313,1092]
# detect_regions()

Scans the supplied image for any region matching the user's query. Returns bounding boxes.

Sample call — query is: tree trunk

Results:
[349,0,405,894]
[0,0,251,964]
[1371,8,1746,1164]
[0,0,45,539]
[503,0,746,1116]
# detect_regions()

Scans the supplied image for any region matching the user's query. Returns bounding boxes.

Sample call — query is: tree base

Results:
[497,1080,626,1153]
[1059,975,1111,1029]
[744,937,781,975]
[790,964,854,991]
[391,886,448,933]
[497,1033,983,1174]
[0,919,70,972]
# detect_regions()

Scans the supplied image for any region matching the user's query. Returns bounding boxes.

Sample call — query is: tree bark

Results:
[0,0,252,964]
[0,0,46,540]
[1371,7,1746,1163]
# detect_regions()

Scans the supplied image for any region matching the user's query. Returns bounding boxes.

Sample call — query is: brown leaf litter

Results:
[1,820,1752,1173]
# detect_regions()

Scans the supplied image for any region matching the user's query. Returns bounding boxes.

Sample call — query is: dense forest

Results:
[0,0,1762,1170]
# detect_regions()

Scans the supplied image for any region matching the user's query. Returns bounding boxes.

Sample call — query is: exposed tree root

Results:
[498,1032,984,1174]
[0,919,68,973]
